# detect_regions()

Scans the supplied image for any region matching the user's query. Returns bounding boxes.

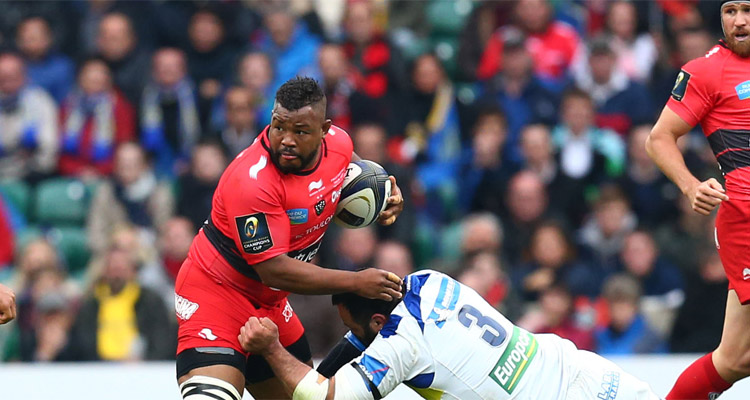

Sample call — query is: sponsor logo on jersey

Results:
[597,371,620,400]
[314,199,326,216]
[286,208,308,225]
[288,241,322,263]
[736,80,750,100]
[489,326,539,394]
[743,268,750,281]
[331,168,347,186]
[332,188,341,204]
[308,179,323,192]
[198,328,218,341]
[671,70,691,102]
[235,213,273,254]
[175,293,199,320]
[282,301,294,323]
[249,155,267,179]
[358,354,390,389]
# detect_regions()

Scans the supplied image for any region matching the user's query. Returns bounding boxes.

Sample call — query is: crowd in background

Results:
[0,0,732,362]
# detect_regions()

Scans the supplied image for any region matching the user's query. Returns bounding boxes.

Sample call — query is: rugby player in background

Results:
[646,1,750,398]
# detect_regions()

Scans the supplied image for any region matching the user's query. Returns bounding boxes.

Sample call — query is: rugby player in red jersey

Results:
[646,2,750,398]
[175,77,404,400]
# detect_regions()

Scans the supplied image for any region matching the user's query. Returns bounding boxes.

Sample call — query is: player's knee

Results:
[180,375,242,400]
[715,347,750,379]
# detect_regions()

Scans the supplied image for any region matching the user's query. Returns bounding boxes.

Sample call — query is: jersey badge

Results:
[286,208,308,225]
[736,80,750,100]
[358,354,390,388]
[489,327,539,394]
[671,70,691,102]
[249,156,267,179]
[314,199,326,216]
[235,213,273,254]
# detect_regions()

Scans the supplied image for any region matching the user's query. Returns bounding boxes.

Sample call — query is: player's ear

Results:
[322,119,332,137]
[370,313,387,332]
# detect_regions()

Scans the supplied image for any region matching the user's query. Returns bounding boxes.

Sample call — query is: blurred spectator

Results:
[512,220,598,300]
[521,124,587,227]
[155,217,193,282]
[176,140,227,231]
[186,8,237,105]
[457,1,516,81]
[618,125,679,227]
[459,212,503,261]
[481,30,559,164]
[619,229,684,337]
[213,86,258,157]
[458,106,519,215]
[578,185,637,270]
[456,251,520,320]
[650,27,714,103]
[604,1,657,83]
[0,52,59,181]
[343,0,408,132]
[351,123,415,244]
[252,8,321,94]
[654,195,713,274]
[64,246,175,361]
[552,88,625,186]
[58,58,136,178]
[373,240,414,279]
[502,170,550,266]
[574,36,653,136]
[401,54,462,222]
[595,274,667,355]
[669,251,727,353]
[0,196,16,267]
[234,51,275,128]
[319,43,356,131]
[87,142,174,255]
[95,13,150,105]
[141,48,202,176]
[477,0,581,86]
[16,16,75,103]
[518,283,595,351]
[27,287,75,362]
[334,226,377,271]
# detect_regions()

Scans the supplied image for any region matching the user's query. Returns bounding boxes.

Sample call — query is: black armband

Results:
[317,332,366,378]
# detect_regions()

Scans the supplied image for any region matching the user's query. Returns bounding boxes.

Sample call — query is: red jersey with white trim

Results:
[189,124,352,306]
[667,41,750,200]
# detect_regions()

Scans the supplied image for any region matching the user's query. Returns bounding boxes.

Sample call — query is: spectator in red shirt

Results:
[59,58,135,177]
[477,0,581,87]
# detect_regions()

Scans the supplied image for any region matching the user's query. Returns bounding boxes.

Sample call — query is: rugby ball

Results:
[334,160,392,229]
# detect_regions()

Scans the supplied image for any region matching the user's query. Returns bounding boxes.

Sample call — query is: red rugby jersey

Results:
[667,41,750,200]
[188,124,352,305]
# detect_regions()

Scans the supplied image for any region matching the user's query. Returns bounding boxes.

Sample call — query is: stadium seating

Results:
[0,179,31,220]
[33,178,91,226]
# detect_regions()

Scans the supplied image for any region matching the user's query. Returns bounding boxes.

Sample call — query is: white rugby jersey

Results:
[334,270,579,400]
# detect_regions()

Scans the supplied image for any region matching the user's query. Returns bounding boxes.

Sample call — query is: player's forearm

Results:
[255,256,358,295]
[645,129,700,195]
[263,341,336,400]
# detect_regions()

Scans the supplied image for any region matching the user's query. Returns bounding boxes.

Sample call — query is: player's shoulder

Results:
[325,124,354,155]
[223,138,282,190]
[681,43,730,75]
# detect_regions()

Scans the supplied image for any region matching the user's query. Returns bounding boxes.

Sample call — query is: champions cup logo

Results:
[245,216,259,238]
[673,72,685,92]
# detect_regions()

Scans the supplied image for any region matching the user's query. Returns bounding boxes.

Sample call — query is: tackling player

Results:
[0,283,16,324]
[239,270,660,400]
[175,78,404,400]
[646,1,750,398]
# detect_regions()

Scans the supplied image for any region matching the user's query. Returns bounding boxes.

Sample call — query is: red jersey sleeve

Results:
[219,159,290,265]
[666,55,717,127]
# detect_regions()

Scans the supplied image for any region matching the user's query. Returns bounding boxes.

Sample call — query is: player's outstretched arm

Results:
[241,317,379,400]
[646,106,728,215]
[0,283,16,324]
[254,256,402,301]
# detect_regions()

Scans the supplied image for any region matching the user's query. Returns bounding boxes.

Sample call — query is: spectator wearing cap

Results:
[574,35,654,136]
[479,29,559,164]
[477,0,581,88]
[15,16,75,103]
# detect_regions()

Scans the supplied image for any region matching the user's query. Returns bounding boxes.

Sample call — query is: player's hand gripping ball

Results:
[334,160,392,228]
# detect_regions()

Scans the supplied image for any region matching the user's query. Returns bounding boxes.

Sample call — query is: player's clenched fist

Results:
[0,283,17,324]
[377,176,404,226]
[686,178,729,215]
[354,268,403,301]
[239,317,280,355]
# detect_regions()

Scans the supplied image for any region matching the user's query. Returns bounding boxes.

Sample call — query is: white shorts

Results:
[567,350,661,400]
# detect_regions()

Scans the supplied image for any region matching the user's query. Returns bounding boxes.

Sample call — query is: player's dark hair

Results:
[275,77,325,111]
[332,282,405,327]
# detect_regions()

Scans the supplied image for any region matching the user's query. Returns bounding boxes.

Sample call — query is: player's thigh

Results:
[715,201,750,305]
[568,351,659,400]
[178,364,246,400]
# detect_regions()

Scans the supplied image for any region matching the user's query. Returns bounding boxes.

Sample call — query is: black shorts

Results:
[176,333,312,384]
